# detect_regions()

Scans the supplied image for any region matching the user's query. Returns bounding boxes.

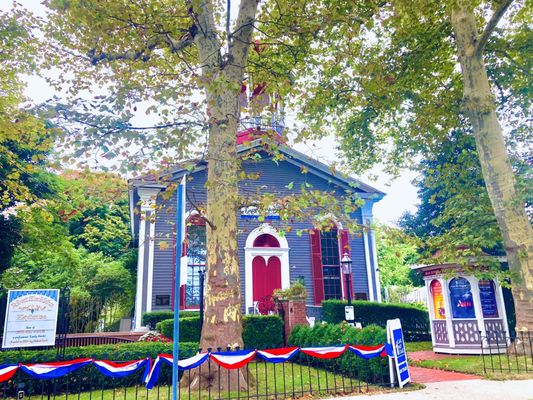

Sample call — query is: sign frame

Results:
[2,289,60,349]
[387,318,411,388]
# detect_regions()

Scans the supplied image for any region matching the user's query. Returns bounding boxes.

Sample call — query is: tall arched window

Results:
[320,229,342,300]
[309,222,351,304]
[184,215,206,309]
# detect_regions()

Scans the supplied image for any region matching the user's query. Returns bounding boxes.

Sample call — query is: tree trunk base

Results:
[180,366,252,392]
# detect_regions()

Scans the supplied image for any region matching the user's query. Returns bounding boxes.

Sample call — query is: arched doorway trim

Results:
[244,224,290,314]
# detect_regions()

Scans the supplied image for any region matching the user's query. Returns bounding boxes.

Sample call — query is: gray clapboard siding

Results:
[148,155,376,310]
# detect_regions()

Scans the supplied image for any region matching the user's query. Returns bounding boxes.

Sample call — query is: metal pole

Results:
[172,180,185,400]
[345,274,351,306]
[199,269,205,332]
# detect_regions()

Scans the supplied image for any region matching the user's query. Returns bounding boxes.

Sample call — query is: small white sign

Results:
[2,289,60,349]
[344,305,354,321]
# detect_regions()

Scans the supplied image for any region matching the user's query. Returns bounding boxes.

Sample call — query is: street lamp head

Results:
[340,252,352,275]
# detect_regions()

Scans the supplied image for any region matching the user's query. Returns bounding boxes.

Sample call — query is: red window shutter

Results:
[339,229,353,300]
[310,229,324,305]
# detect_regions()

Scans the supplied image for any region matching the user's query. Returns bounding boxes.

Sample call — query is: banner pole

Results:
[172,180,185,400]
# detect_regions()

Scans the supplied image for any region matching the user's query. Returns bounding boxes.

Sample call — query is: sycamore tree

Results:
[33,0,381,389]
[295,0,533,333]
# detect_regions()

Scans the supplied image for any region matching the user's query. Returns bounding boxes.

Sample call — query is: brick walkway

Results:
[408,351,482,383]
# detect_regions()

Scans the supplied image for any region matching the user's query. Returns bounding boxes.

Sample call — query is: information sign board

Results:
[2,289,60,349]
[344,306,354,321]
[387,318,411,388]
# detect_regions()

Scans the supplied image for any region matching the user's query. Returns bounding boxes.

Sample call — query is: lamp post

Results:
[199,268,205,332]
[341,252,354,324]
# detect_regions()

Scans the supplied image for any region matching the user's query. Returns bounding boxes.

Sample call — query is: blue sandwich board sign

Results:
[386,318,411,388]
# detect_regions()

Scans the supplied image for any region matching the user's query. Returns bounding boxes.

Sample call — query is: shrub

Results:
[322,300,430,341]
[242,315,284,349]
[288,322,388,383]
[156,315,284,350]
[142,310,199,329]
[156,317,201,343]
[0,341,198,393]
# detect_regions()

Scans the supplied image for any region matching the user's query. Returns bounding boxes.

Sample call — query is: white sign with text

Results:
[2,289,60,348]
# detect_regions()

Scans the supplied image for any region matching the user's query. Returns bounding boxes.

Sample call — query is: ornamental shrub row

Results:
[288,322,388,383]
[157,316,201,343]
[142,310,199,329]
[0,341,198,393]
[322,300,430,341]
[157,315,284,350]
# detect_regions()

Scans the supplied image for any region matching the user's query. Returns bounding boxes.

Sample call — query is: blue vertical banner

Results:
[386,318,411,388]
[172,175,186,400]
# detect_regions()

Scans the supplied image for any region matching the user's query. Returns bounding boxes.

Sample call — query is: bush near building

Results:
[322,300,430,341]
[157,314,284,350]
[288,322,388,382]
[0,341,198,391]
[142,310,199,329]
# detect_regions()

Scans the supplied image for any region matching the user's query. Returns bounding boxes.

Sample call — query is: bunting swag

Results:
[256,347,299,363]
[20,358,93,380]
[348,344,393,359]
[0,343,393,386]
[145,353,209,390]
[300,345,348,359]
[210,350,257,370]
[0,365,18,382]
[94,358,151,380]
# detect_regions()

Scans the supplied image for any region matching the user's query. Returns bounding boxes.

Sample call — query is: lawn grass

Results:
[13,361,381,400]
[405,341,433,352]
[414,354,533,380]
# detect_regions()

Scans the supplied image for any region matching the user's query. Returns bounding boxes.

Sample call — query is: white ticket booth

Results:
[413,262,510,354]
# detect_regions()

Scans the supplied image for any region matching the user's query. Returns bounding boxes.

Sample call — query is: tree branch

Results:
[476,0,514,55]
[88,30,196,65]
[227,0,259,75]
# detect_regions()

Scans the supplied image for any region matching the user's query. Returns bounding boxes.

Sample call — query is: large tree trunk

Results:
[450,3,533,336]
[181,0,258,391]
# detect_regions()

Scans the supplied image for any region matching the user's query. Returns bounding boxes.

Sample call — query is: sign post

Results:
[386,318,411,388]
[344,306,354,326]
[2,289,60,349]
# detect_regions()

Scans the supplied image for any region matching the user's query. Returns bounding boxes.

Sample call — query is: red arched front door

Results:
[252,256,281,306]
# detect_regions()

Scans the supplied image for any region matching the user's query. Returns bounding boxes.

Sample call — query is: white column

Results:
[470,276,487,341]
[133,186,161,331]
[369,230,382,302]
[441,277,456,347]
[425,279,436,346]
[363,232,375,301]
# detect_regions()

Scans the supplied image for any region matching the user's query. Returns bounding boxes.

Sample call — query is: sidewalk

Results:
[360,379,533,399]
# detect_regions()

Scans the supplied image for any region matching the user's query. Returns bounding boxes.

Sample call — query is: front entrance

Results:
[244,224,290,314]
[252,256,282,304]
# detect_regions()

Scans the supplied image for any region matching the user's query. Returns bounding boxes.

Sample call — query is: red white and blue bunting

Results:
[0,343,393,388]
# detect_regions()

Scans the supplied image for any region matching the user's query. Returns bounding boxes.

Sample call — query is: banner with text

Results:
[2,289,60,349]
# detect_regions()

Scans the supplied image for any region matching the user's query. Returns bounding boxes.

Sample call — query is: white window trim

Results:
[244,224,290,314]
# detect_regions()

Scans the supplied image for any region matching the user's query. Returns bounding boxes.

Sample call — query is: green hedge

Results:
[242,315,284,349]
[322,300,430,341]
[288,323,388,383]
[0,341,198,393]
[158,315,284,350]
[157,316,201,343]
[142,310,199,329]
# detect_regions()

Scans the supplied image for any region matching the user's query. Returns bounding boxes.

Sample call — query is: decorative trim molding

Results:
[244,224,290,314]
